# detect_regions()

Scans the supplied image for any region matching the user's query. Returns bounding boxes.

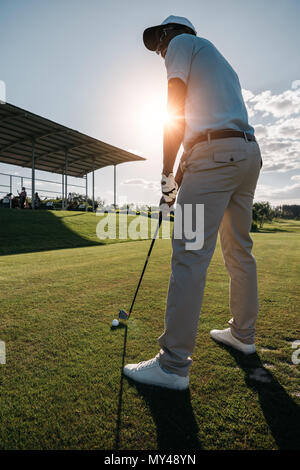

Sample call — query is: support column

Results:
[64,149,68,209]
[62,173,64,209]
[32,139,35,210]
[113,164,116,208]
[85,174,88,212]
[92,159,95,212]
[21,177,23,189]
[10,175,12,209]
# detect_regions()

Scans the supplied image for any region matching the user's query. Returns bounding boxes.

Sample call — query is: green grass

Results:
[0,216,299,450]
[0,210,172,256]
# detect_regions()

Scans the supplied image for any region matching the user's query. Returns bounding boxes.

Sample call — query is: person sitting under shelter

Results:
[18,187,27,209]
[2,193,12,208]
[34,192,41,208]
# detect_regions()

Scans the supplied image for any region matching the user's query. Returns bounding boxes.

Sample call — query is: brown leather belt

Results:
[188,129,256,149]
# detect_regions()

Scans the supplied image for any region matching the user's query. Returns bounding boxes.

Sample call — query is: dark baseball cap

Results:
[143,15,197,51]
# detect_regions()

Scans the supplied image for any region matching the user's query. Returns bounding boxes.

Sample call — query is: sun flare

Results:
[139,95,172,132]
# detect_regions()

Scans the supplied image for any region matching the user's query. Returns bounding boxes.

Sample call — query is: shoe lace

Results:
[136,358,157,370]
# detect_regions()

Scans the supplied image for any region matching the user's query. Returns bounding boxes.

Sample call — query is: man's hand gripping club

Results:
[161,172,178,205]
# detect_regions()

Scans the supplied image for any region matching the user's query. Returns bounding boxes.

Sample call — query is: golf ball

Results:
[112,319,119,327]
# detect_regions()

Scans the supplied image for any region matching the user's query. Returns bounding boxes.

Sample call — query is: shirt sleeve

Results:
[165,34,195,84]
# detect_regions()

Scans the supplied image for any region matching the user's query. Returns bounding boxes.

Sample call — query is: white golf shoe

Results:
[210,328,256,354]
[123,357,189,390]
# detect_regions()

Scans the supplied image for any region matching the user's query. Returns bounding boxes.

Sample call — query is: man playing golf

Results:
[124,15,262,390]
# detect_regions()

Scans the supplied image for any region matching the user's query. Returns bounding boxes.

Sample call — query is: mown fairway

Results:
[0,214,299,450]
[0,209,170,255]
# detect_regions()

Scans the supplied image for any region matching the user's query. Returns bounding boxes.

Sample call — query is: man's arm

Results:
[162,77,186,187]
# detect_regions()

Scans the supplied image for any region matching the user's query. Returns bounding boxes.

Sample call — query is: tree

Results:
[252,201,275,228]
[281,205,300,219]
[96,197,106,209]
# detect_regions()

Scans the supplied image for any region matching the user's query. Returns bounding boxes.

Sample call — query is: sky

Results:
[0,0,300,206]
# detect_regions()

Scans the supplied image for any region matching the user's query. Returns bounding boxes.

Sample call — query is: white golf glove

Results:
[161,172,178,203]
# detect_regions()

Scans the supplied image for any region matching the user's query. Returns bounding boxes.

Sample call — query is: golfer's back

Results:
[165,34,254,150]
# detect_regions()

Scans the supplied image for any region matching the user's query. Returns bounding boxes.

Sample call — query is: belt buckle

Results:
[243,132,248,142]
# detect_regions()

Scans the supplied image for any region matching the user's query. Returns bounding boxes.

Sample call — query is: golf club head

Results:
[119,309,129,320]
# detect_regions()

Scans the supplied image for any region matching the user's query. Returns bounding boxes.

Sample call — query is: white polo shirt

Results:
[165,34,254,151]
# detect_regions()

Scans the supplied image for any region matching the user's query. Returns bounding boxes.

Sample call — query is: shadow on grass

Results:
[114,324,201,450]
[221,344,300,450]
[0,209,103,255]
[257,228,289,233]
[59,213,88,218]
[129,381,201,450]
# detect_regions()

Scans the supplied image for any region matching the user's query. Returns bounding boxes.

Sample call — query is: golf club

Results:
[118,211,163,322]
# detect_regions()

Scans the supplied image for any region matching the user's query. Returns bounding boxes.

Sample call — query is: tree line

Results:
[97,200,300,230]
[252,203,300,229]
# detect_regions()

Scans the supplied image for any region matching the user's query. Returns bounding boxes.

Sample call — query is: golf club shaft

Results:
[127,213,163,318]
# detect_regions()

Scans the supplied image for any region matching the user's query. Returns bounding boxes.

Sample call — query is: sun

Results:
[139,96,171,132]
[145,105,170,127]
[163,110,172,125]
